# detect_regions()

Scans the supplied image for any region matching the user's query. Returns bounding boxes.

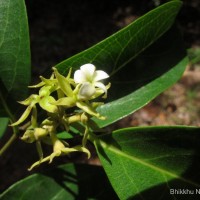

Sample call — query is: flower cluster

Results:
[12,64,110,170]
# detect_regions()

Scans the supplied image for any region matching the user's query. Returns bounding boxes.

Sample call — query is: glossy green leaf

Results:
[95,55,187,127]
[94,24,187,127]
[54,1,184,128]
[105,25,186,102]
[57,131,72,139]
[0,117,9,138]
[0,164,118,200]
[94,126,200,200]
[0,0,31,116]
[55,1,182,76]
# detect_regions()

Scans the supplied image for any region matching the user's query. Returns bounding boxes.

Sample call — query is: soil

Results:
[1,0,200,193]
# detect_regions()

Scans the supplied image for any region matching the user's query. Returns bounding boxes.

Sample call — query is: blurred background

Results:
[1,0,200,192]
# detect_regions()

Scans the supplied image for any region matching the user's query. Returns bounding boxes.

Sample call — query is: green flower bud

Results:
[76,101,105,120]
[53,97,76,108]
[18,94,39,106]
[39,86,51,97]
[21,129,35,143]
[39,96,58,113]
[53,67,73,97]
[34,128,48,140]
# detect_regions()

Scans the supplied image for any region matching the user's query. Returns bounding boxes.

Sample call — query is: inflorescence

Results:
[11,63,110,170]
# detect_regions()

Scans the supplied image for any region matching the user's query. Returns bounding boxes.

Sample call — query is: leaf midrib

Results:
[111,4,178,76]
[97,138,200,187]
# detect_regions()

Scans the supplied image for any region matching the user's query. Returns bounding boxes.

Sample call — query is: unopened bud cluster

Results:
[12,64,110,170]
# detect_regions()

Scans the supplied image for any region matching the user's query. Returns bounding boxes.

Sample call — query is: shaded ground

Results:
[1,0,200,193]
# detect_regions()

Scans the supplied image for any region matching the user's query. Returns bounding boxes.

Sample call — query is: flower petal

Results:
[11,104,34,126]
[94,70,109,81]
[80,63,96,78]
[94,82,108,98]
[74,69,87,83]
[62,145,91,159]
[28,155,51,171]
[78,82,96,100]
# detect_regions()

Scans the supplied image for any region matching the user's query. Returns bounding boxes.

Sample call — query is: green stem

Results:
[0,91,16,123]
[0,133,17,156]
[88,131,98,144]
[0,91,19,156]
[82,125,89,147]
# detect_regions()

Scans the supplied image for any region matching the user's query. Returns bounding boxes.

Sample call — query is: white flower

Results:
[74,64,109,100]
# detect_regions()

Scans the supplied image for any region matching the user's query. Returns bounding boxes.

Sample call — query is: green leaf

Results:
[0,164,118,200]
[94,126,200,200]
[0,0,31,116]
[0,117,9,138]
[95,57,187,127]
[55,1,182,76]
[105,25,186,101]
[54,1,184,127]
[94,25,187,127]
[57,131,78,139]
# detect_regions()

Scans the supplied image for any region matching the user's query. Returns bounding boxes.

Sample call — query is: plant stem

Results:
[0,133,17,156]
[0,91,15,123]
[0,91,19,156]
[88,131,98,143]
